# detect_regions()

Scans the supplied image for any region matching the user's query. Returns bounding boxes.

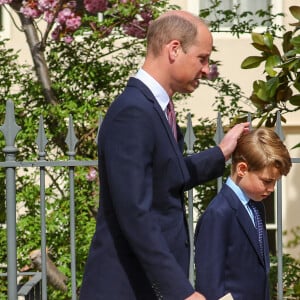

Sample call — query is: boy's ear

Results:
[237,162,248,177]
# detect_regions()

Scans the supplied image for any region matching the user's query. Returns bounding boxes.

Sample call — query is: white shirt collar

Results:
[226,177,249,206]
[226,177,255,226]
[135,69,170,112]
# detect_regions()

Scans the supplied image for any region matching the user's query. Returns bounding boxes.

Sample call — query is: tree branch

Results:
[18,13,58,105]
[9,0,58,105]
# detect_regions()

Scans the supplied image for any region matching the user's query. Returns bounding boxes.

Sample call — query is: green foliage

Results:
[1,1,300,298]
[200,0,286,126]
[0,0,180,297]
[240,5,300,127]
[0,0,176,296]
[269,254,300,299]
[268,226,300,299]
[45,33,147,158]
[0,22,148,300]
[286,226,300,250]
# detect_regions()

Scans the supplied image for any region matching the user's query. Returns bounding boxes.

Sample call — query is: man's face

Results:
[170,26,213,94]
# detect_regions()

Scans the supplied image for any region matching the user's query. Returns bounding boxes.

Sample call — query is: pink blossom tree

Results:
[0,0,168,104]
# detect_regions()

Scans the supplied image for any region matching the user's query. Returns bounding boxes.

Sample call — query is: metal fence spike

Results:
[213,112,224,145]
[36,115,48,158]
[0,100,21,151]
[184,113,196,154]
[275,111,284,141]
[65,115,78,156]
[95,114,103,145]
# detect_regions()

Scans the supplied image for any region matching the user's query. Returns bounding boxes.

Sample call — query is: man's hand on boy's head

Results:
[218,122,250,161]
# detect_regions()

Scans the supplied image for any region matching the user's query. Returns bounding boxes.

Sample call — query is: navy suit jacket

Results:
[80,78,225,300]
[194,184,270,300]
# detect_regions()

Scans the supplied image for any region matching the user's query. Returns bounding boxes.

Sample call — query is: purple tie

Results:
[167,99,177,140]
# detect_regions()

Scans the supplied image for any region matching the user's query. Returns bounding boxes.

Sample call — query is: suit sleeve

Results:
[194,200,230,299]
[101,105,194,299]
[183,146,225,191]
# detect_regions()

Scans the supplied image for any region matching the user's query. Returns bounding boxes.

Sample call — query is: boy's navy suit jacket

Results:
[79,78,225,300]
[195,184,270,300]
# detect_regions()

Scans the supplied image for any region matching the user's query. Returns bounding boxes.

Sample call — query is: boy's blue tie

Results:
[248,200,265,260]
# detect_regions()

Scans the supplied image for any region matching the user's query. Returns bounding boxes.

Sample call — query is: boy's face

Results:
[237,163,281,201]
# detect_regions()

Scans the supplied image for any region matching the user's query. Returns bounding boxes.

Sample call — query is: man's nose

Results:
[202,64,210,75]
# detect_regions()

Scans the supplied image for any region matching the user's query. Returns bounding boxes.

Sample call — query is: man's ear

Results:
[167,40,181,60]
[237,162,248,177]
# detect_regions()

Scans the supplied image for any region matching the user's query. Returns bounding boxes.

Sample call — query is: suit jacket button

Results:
[185,240,189,247]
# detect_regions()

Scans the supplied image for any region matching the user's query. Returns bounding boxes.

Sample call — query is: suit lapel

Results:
[236,204,265,266]
[152,99,190,183]
[128,77,190,183]
[225,186,266,266]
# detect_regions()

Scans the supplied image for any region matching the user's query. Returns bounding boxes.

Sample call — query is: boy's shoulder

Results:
[205,184,241,214]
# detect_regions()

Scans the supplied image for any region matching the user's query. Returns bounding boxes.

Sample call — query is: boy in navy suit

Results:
[194,128,291,300]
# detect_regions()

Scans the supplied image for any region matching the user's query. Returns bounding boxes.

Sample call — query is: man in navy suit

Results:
[80,10,249,300]
[194,128,291,300]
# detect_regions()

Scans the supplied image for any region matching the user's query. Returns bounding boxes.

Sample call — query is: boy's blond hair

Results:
[231,128,292,176]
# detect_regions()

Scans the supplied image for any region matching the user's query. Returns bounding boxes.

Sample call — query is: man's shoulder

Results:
[117,77,154,103]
